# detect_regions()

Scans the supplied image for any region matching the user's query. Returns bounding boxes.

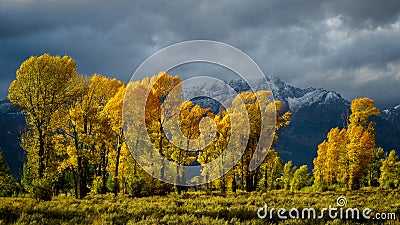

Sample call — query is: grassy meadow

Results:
[2,56,400,225]
[0,189,399,225]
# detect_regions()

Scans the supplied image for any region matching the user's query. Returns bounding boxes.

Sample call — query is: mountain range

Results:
[1,77,399,180]
[238,77,400,167]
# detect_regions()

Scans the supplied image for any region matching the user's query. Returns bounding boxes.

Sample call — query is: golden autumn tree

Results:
[234,91,262,192]
[209,112,232,193]
[123,79,160,194]
[313,141,328,187]
[227,107,248,190]
[58,74,123,198]
[346,98,379,189]
[313,127,347,188]
[123,72,186,192]
[83,75,123,196]
[8,53,78,200]
[116,79,174,195]
[145,72,182,180]
[103,85,126,195]
[234,91,289,192]
[197,110,232,191]
[199,90,289,192]
[122,78,176,196]
[124,79,153,177]
[169,101,212,193]
[313,97,380,190]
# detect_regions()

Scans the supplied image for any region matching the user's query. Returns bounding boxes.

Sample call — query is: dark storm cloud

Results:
[0,0,400,108]
[324,0,400,28]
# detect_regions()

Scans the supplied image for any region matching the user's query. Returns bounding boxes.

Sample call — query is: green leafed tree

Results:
[281,160,296,190]
[379,149,400,189]
[0,148,16,197]
[260,149,283,191]
[290,165,311,191]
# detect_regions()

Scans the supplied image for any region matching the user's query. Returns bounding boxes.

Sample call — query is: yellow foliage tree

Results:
[313,97,379,190]
[8,53,78,200]
[58,74,123,198]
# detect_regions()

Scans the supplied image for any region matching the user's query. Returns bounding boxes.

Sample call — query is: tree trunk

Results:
[264,168,268,191]
[71,167,78,198]
[245,169,252,192]
[37,127,45,178]
[113,138,122,195]
[101,148,108,194]
[77,156,83,199]
[253,170,259,191]
[220,176,226,194]
[77,156,89,199]
[241,157,244,190]
[159,132,165,181]
[231,173,237,193]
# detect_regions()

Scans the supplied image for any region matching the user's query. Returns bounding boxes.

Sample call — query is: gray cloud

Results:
[0,0,400,108]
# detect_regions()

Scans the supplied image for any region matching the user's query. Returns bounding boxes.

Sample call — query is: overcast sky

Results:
[1,0,400,108]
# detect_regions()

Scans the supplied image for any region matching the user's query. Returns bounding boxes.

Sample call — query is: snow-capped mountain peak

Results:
[185,76,349,114]
[287,89,344,112]
[380,104,400,125]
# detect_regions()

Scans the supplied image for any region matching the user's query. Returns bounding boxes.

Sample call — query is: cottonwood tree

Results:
[234,91,290,192]
[198,90,290,192]
[58,74,123,198]
[313,127,347,187]
[9,54,79,200]
[145,72,182,180]
[313,97,380,190]
[346,98,379,189]
[103,85,126,195]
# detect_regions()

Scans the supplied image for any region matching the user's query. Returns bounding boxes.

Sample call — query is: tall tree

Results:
[58,74,123,198]
[346,98,379,189]
[103,85,127,195]
[145,72,182,181]
[313,128,347,187]
[313,141,328,188]
[313,97,380,190]
[8,53,78,200]
[170,101,210,193]
[223,91,290,192]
